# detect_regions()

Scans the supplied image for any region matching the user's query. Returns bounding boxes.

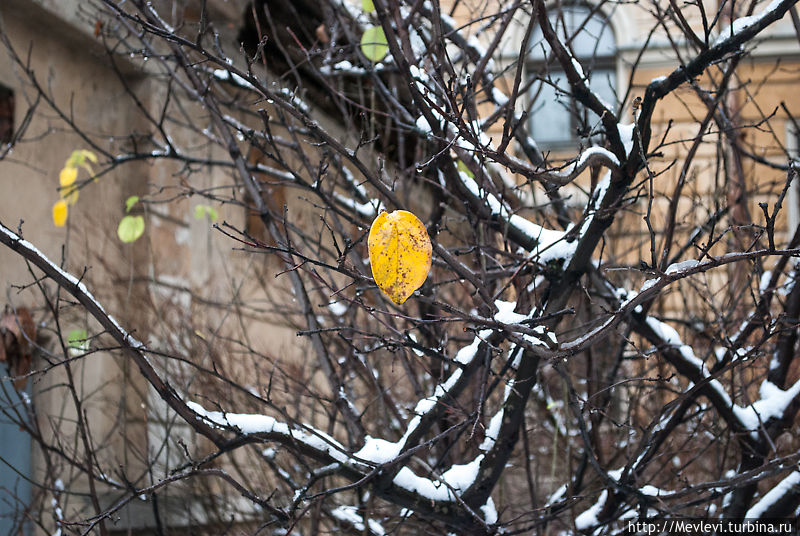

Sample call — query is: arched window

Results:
[528,5,617,148]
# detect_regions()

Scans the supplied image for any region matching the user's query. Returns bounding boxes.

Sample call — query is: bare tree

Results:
[1,0,800,534]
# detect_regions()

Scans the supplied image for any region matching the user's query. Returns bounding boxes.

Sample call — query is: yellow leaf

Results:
[52,200,68,227]
[59,166,77,187]
[61,183,79,205]
[59,166,80,203]
[368,210,432,305]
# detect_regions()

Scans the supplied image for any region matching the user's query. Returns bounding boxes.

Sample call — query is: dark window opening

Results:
[0,85,13,145]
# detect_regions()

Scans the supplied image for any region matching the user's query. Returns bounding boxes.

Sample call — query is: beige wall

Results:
[0,0,283,530]
[0,0,339,529]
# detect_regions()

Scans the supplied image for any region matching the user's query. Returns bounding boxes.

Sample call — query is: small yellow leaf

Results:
[59,167,77,187]
[53,200,68,227]
[62,186,79,205]
[59,166,79,203]
[368,210,432,305]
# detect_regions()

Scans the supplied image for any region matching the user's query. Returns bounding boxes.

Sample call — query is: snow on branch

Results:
[574,468,671,531]
[745,470,800,518]
[645,315,800,437]
[561,248,800,354]
[0,221,226,446]
[0,220,502,527]
[457,170,577,262]
[0,224,143,351]
[732,377,800,436]
[637,0,800,150]
[330,505,386,535]
[713,0,786,46]
[187,402,356,464]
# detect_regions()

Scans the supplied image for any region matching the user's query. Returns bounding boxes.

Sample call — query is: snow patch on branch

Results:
[745,470,800,518]
[646,316,800,433]
[332,191,384,218]
[354,333,488,467]
[212,68,255,90]
[580,170,612,228]
[713,0,783,46]
[575,489,608,530]
[355,436,402,464]
[574,146,620,171]
[330,505,386,535]
[493,300,527,325]
[479,302,556,450]
[618,123,636,156]
[494,299,558,346]
[189,402,282,433]
[328,301,348,316]
[733,378,800,434]
[187,402,351,464]
[491,87,509,107]
[646,316,736,411]
[393,455,484,501]
[481,497,498,524]
[279,87,311,114]
[415,109,445,138]
[665,259,700,275]
[646,317,708,373]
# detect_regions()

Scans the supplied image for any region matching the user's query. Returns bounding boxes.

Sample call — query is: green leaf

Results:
[118,215,145,243]
[79,149,98,164]
[67,329,89,351]
[67,150,84,168]
[194,204,218,222]
[125,195,139,213]
[360,26,388,63]
[362,0,375,12]
[456,159,475,179]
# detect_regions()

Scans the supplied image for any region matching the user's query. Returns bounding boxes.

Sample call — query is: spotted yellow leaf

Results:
[368,210,432,305]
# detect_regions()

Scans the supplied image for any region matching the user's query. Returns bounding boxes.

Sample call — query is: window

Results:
[787,125,799,235]
[0,85,13,145]
[528,5,616,148]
